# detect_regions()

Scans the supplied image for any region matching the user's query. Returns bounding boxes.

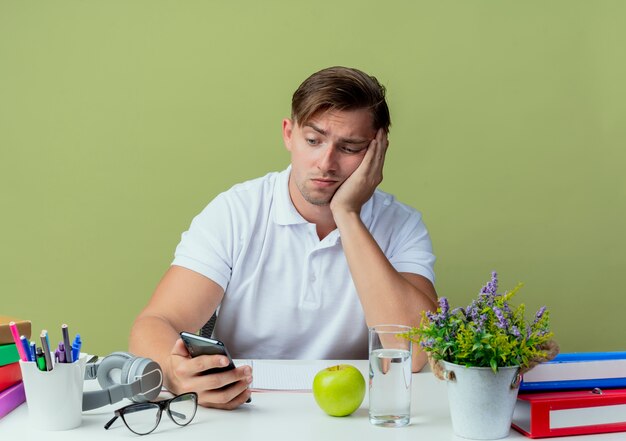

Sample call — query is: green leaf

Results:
[490,358,498,373]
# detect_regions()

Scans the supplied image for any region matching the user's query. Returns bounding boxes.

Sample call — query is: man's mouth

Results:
[311,178,338,187]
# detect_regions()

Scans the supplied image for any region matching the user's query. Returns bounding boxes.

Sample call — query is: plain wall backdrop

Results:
[1,1,625,356]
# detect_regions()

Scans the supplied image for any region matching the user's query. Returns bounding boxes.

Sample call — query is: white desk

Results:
[1,360,624,440]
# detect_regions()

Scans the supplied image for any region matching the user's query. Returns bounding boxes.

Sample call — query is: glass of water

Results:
[368,324,413,427]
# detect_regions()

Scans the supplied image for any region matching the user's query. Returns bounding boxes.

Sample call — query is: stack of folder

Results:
[512,352,626,438]
[0,315,30,419]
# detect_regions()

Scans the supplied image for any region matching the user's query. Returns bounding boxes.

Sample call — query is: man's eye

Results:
[340,146,362,154]
[306,138,319,146]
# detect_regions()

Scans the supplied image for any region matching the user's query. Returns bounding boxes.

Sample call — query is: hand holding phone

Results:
[179,331,236,375]
[178,331,252,406]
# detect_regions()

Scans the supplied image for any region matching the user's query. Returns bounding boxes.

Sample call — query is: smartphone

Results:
[180,331,236,375]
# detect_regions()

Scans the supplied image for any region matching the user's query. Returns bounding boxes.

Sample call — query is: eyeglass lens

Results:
[168,393,198,426]
[120,393,198,435]
[122,403,161,435]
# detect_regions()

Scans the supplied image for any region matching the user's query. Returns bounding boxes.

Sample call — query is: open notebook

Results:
[235,360,344,392]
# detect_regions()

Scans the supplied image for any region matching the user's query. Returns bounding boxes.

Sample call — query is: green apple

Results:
[312,364,366,417]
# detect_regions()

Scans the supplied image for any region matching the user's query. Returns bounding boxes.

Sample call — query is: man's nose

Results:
[317,145,339,172]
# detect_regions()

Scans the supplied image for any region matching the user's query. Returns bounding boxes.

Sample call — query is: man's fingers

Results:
[176,363,252,393]
[201,365,252,390]
[186,354,232,376]
[198,380,253,409]
[375,128,389,157]
[361,129,387,177]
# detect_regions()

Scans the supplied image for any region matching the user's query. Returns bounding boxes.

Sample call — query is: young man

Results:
[129,66,437,409]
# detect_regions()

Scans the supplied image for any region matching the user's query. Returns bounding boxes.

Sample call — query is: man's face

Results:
[282,108,377,208]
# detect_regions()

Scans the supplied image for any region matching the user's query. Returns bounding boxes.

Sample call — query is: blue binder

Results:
[520,351,626,392]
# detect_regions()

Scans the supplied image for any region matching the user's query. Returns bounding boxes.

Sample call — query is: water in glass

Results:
[369,348,412,427]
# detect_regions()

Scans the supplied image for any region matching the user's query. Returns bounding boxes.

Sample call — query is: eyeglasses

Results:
[104,392,198,435]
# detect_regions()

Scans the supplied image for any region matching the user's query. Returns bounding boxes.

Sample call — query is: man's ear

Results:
[282,118,294,152]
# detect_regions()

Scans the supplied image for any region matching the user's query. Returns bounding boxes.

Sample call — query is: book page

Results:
[524,359,626,382]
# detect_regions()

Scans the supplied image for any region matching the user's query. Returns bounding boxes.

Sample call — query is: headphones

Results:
[82,352,163,411]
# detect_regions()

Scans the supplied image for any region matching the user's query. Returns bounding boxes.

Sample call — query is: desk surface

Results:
[1,360,624,440]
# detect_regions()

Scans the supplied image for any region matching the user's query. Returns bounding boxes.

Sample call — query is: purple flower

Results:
[426,297,454,327]
[451,307,464,317]
[493,307,508,329]
[502,302,511,314]
[511,325,522,338]
[439,297,450,316]
[490,271,498,292]
[421,338,436,349]
[533,306,546,325]
[473,313,488,333]
[480,271,499,297]
[533,306,546,324]
[467,301,479,321]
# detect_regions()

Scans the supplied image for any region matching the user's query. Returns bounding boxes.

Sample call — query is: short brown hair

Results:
[291,66,391,133]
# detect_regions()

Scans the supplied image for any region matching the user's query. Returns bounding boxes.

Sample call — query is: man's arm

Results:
[129,265,252,409]
[330,129,438,372]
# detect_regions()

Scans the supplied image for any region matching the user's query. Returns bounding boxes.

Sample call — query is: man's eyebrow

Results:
[305,123,370,145]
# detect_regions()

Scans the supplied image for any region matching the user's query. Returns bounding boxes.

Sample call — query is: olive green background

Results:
[2,1,624,356]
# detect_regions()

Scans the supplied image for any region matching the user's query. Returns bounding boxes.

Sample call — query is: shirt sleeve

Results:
[387,209,436,284]
[171,193,235,291]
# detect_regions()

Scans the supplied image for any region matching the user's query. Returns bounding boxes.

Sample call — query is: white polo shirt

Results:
[172,166,435,360]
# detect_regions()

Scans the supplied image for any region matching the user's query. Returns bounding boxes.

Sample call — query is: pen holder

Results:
[19,355,87,431]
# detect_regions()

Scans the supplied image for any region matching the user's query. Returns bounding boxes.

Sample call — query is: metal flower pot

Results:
[441,361,521,440]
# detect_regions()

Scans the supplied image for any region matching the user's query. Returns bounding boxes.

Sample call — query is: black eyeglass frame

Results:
[104,392,198,435]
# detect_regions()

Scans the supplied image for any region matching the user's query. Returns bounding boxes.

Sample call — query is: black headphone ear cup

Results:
[124,357,162,403]
[97,352,134,390]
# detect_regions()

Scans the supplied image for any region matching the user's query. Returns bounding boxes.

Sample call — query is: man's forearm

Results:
[334,211,437,325]
[129,314,181,389]
[334,210,437,371]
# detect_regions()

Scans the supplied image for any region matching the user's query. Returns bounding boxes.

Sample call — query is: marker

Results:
[36,347,46,371]
[71,334,82,362]
[40,332,53,371]
[61,324,73,363]
[30,342,37,362]
[9,322,28,361]
[20,336,32,362]
[56,342,66,363]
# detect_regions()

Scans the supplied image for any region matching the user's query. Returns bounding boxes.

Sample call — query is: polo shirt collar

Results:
[273,166,308,225]
[272,165,375,227]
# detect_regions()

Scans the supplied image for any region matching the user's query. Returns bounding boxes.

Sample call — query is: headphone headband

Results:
[82,352,163,411]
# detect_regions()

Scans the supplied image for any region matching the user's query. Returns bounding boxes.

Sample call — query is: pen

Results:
[36,347,46,371]
[61,324,73,363]
[40,332,53,371]
[9,322,28,361]
[30,342,37,362]
[71,334,82,362]
[20,336,32,362]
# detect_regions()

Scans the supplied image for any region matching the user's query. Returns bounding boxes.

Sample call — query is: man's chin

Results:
[307,199,331,207]
[301,190,333,206]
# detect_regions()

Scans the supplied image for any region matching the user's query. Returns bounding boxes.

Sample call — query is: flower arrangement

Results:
[407,271,558,373]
